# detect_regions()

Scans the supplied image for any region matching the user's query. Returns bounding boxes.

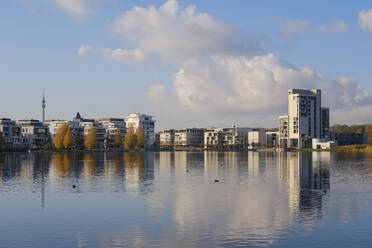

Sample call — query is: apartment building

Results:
[279,89,330,148]
[97,118,127,146]
[247,129,267,147]
[158,129,175,146]
[279,115,289,147]
[266,131,279,147]
[45,120,84,145]
[126,113,155,146]
[73,113,105,148]
[17,119,49,149]
[174,128,205,147]
[0,118,25,148]
[204,126,251,148]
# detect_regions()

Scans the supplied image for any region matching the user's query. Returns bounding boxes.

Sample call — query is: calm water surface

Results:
[1,151,372,247]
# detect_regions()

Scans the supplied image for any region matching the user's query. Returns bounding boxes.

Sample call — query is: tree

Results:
[124,126,136,150]
[0,131,4,148]
[135,126,145,149]
[54,123,68,149]
[113,129,122,148]
[63,127,73,149]
[43,134,53,150]
[84,125,98,150]
[365,124,372,145]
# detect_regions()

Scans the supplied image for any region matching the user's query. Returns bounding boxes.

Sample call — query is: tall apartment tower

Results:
[42,89,46,123]
[279,89,329,148]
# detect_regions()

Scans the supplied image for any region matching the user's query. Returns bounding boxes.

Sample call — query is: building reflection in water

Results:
[279,152,330,220]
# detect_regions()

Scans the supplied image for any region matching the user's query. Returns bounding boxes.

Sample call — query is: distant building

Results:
[73,113,105,149]
[17,119,49,149]
[330,131,368,146]
[158,129,175,146]
[45,120,84,145]
[0,118,25,148]
[97,118,127,147]
[247,129,266,147]
[279,115,289,147]
[279,89,330,148]
[204,126,251,148]
[312,138,337,149]
[174,128,205,147]
[266,131,279,147]
[126,113,155,146]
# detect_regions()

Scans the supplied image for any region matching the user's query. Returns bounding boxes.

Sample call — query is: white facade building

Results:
[312,138,337,150]
[279,115,289,147]
[174,128,205,147]
[126,113,155,146]
[204,126,252,148]
[247,129,267,147]
[279,89,330,148]
[158,129,175,146]
[97,118,127,146]
[45,120,84,144]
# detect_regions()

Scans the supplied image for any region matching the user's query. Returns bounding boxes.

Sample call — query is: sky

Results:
[1,0,372,129]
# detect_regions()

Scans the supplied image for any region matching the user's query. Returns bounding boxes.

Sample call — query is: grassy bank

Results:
[296,144,372,152]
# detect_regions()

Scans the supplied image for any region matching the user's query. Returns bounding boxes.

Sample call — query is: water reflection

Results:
[279,152,330,221]
[1,151,372,247]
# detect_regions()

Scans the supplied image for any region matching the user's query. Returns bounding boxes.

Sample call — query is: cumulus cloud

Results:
[78,46,147,64]
[358,9,372,34]
[147,54,372,124]
[77,0,371,126]
[319,21,350,34]
[282,19,350,37]
[53,0,93,16]
[111,0,266,60]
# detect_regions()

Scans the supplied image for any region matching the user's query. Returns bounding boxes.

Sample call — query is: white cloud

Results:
[77,0,371,126]
[358,9,372,34]
[319,21,350,34]
[282,19,350,37]
[282,20,309,37]
[147,54,372,125]
[53,0,93,16]
[78,46,147,64]
[111,0,266,60]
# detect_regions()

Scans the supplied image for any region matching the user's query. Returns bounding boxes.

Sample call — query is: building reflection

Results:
[124,152,154,192]
[279,152,330,220]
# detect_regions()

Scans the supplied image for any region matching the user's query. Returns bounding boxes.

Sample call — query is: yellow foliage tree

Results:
[365,125,372,145]
[84,126,98,150]
[63,127,73,149]
[54,123,68,149]
[113,129,122,148]
[135,126,145,149]
[124,126,137,150]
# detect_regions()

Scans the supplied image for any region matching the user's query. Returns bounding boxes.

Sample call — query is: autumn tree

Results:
[135,126,145,149]
[365,124,372,145]
[124,126,137,150]
[54,123,68,149]
[84,125,98,150]
[113,129,122,148]
[63,126,73,149]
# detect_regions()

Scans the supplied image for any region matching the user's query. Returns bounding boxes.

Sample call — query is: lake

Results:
[0,151,372,247]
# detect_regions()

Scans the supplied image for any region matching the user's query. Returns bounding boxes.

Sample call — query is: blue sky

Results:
[1,0,372,129]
